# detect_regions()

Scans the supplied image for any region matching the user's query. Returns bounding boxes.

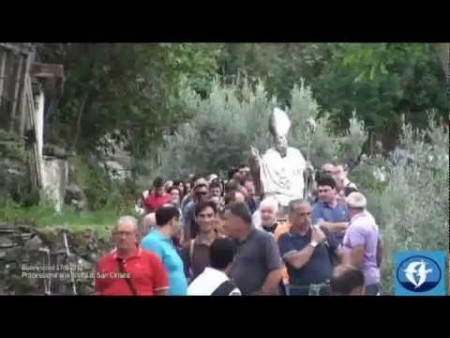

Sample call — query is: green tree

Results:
[306,43,448,145]
[39,43,221,158]
[216,43,448,147]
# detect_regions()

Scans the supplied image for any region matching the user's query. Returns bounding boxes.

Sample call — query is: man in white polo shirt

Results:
[188,238,241,296]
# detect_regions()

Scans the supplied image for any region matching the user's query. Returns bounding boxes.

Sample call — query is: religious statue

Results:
[250,108,314,210]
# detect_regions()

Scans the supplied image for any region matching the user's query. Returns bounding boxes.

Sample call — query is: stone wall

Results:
[0,222,111,295]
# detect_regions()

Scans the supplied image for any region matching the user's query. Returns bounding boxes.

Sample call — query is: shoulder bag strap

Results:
[211,280,237,296]
[116,258,138,296]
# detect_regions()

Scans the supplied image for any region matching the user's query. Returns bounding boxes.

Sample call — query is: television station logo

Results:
[394,251,446,296]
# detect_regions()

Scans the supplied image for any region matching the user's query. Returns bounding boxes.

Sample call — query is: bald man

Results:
[342,192,381,295]
[254,197,280,234]
[321,163,336,176]
[278,200,342,295]
[95,216,169,296]
[140,212,156,237]
[330,265,365,296]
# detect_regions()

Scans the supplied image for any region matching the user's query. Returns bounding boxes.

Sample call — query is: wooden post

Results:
[9,55,24,132]
[31,81,42,188]
[19,54,32,137]
[23,73,42,189]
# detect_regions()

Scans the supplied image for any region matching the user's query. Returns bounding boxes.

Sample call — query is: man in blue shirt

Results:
[278,200,341,295]
[141,205,188,295]
[311,175,349,244]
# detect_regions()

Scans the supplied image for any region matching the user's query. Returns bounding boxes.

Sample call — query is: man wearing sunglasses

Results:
[321,163,336,176]
[278,200,341,296]
[182,183,210,242]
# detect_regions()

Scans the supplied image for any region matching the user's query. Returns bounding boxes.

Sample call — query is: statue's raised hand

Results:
[250,146,260,159]
[306,161,314,173]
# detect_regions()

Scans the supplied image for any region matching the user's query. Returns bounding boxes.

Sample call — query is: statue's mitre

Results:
[269,107,291,137]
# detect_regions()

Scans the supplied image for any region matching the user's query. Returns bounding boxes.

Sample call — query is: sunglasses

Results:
[196,191,208,196]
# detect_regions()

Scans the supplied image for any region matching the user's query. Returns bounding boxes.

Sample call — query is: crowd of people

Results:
[94,161,381,296]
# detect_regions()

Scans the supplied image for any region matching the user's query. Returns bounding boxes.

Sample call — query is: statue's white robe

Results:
[260,147,306,207]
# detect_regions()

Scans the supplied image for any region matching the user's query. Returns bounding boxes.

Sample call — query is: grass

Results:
[0,203,137,236]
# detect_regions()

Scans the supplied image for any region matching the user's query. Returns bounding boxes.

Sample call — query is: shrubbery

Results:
[74,155,138,213]
[360,116,449,294]
[0,129,40,207]
[143,79,367,178]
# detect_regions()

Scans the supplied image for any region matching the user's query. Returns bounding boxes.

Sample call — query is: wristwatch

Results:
[310,240,318,248]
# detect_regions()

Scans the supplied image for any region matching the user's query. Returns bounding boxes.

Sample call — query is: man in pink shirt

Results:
[342,192,382,295]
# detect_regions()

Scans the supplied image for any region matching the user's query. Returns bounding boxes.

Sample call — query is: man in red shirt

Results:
[95,216,169,296]
[144,177,171,212]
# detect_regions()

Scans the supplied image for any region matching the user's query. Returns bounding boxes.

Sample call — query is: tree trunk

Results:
[72,93,88,151]
[436,43,449,79]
